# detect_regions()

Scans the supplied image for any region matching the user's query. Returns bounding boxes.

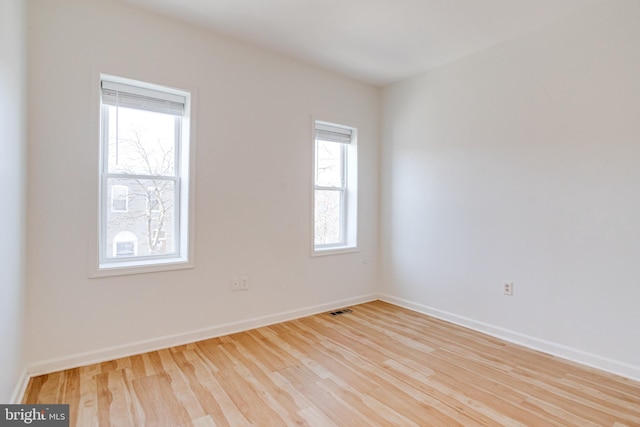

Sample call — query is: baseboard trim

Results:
[379,293,640,382]
[27,294,378,377]
[26,292,639,394]
[10,368,29,404]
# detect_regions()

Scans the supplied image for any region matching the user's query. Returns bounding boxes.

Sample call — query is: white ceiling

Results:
[119,0,604,86]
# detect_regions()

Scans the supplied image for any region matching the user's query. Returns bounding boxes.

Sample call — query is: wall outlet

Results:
[240,276,249,291]
[504,282,514,296]
[231,277,240,292]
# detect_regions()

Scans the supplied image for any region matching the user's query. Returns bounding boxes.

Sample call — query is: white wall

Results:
[0,0,27,402]
[381,0,640,379]
[26,0,379,370]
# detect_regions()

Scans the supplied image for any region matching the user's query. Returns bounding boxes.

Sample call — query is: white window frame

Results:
[96,74,193,275]
[312,120,358,256]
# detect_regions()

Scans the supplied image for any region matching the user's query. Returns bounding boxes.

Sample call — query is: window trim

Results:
[311,119,358,256]
[94,74,194,277]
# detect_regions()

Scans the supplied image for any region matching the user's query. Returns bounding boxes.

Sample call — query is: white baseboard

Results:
[27,294,378,377]
[24,292,639,401]
[10,368,29,404]
[379,293,640,383]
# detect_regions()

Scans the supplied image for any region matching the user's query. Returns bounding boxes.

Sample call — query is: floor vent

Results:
[329,309,353,316]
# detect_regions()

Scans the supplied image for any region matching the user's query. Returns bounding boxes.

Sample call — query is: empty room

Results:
[2,0,639,425]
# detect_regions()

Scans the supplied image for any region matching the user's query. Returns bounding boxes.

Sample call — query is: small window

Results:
[313,121,358,254]
[113,231,138,257]
[116,242,135,257]
[99,75,191,271]
[111,185,129,212]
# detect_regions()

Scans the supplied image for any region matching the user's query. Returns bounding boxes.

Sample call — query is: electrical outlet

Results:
[240,276,249,291]
[504,282,514,296]
[231,277,240,292]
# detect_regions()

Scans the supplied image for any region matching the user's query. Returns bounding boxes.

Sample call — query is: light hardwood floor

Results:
[23,301,640,426]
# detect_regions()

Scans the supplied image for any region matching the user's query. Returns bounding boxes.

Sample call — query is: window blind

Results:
[101,80,185,116]
[316,122,353,144]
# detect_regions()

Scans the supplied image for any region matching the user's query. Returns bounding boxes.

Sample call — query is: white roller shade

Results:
[316,122,353,144]
[101,80,185,116]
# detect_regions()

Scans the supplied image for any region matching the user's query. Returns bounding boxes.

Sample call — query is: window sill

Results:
[312,246,359,257]
[91,258,194,278]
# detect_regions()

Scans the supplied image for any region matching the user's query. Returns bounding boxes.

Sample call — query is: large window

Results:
[99,75,191,270]
[313,121,357,253]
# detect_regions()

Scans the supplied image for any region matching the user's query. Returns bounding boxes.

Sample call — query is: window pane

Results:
[105,178,176,259]
[107,106,176,176]
[314,189,342,245]
[316,140,343,187]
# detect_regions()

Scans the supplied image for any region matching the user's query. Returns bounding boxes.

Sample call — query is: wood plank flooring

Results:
[23,301,640,426]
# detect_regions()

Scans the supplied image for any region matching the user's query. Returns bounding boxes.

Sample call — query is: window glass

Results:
[107,106,176,176]
[316,140,343,188]
[314,189,342,245]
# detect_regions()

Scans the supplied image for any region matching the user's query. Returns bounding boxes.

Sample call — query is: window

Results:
[111,185,129,212]
[113,231,138,257]
[313,120,357,253]
[99,75,191,270]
